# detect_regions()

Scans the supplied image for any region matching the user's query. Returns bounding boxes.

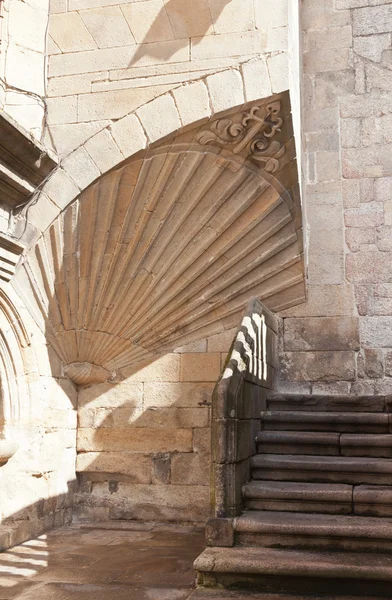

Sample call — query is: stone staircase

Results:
[195,394,392,597]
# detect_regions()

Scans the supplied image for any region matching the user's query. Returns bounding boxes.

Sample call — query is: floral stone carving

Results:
[196,101,285,173]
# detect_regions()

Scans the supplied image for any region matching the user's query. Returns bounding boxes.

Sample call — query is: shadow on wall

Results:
[130,0,232,65]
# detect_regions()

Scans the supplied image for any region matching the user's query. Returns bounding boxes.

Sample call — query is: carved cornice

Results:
[196,101,285,173]
[0,111,58,210]
[0,233,24,282]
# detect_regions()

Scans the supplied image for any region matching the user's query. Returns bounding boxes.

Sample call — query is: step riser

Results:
[257,444,392,458]
[251,469,392,485]
[257,443,339,456]
[236,533,392,554]
[342,448,392,458]
[263,423,389,433]
[196,572,392,598]
[245,499,352,514]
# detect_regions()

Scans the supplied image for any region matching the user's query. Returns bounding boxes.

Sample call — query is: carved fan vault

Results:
[12,92,305,385]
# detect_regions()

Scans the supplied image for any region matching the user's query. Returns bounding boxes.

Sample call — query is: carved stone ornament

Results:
[196,101,285,173]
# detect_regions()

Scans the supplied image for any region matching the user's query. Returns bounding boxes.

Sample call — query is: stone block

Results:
[303,48,352,74]
[48,72,109,98]
[314,70,355,109]
[172,81,211,127]
[78,381,143,408]
[180,352,221,382]
[305,26,352,51]
[77,427,193,452]
[143,382,213,408]
[315,151,341,182]
[136,93,181,142]
[46,96,78,126]
[109,113,147,160]
[49,11,97,52]
[125,407,210,428]
[341,118,361,149]
[76,452,152,482]
[122,0,173,44]
[152,452,171,484]
[364,348,384,379]
[345,227,376,252]
[171,452,209,485]
[84,129,124,173]
[80,6,136,48]
[267,53,289,93]
[205,517,234,547]
[255,0,288,29]
[78,85,173,122]
[211,0,255,34]
[174,339,208,353]
[353,5,392,36]
[354,34,391,63]
[5,46,45,96]
[385,351,392,377]
[366,63,392,93]
[9,0,47,53]
[266,27,288,53]
[207,328,236,353]
[283,317,360,352]
[302,0,350,29]
[361,317,392,348]
[49,41,189,77]
[344,203,384,228]
[280,351,356,382]
[62,146,101,190]
[346,251,392,283]
[193,428,211,454]
[308,250,345,285]
[241,59,272,103]
[192,31,264,62]
[206,69,244,114]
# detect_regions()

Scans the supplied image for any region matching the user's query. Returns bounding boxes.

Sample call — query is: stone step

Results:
[191,590,385,600]
[256,431,392,458]
[242,480,353,514]
[251,454,392,485]
[341,434,392,458]
[354,485,392,517]
[261,411,390,433]
[267,393,388,413]
[256,430,340,455]
[194,546,392,596]
[234,510,392,552]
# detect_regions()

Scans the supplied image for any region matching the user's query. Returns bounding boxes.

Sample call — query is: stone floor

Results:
[0,522,385,600]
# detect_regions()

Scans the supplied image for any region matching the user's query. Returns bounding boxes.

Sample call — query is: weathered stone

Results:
[180,353,221,382]
[76,452,152,482]
[171,452,209,486]
[364,348,384,379]
[361,317,392,348]
[205,518,234,547]
[281,351,356,382]
[353,5,392,36]
[284,317,360,352]
[77,428,193,453]
[152,452,171,484]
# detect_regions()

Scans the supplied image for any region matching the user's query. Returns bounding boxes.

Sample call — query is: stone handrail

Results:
[210,297,279,520]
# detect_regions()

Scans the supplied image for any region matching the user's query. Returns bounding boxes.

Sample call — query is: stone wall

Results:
[45,0,290,157]
[279,0,392,396]
[0,0,48,139]
[210,298,278,521]
[0,287,76,549]
[74,333,236,522]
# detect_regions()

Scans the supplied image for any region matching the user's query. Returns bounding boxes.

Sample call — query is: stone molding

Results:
[0,111,57,211]
[9,62,292,251]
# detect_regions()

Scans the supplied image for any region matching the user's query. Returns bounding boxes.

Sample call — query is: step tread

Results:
[251,454,392,473]
[257,431,339,444]
[194,546,392,580]
[341,434,392,447]
[243,480,352,502]
[262,411,388,423]
[235,510,392,538]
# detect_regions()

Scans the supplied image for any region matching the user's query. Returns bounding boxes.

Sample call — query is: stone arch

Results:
[11,65,305,386]
[0,288,30,463]
[15,61,293,251]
